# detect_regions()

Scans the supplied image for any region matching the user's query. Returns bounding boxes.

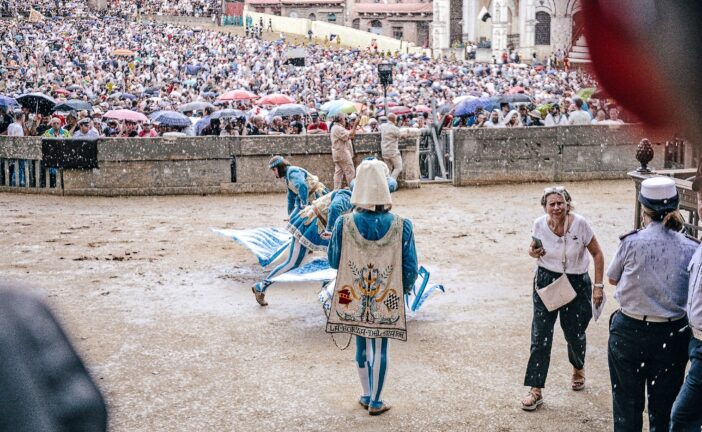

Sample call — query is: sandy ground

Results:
[1,180,642,431]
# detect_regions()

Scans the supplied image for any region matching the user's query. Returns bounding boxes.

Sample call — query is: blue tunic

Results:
[328,210,418,294]
[287,190,352,251]
[285,167,309,215]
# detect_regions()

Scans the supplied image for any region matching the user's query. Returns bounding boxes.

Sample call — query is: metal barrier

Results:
[0,158,57,189]
[419,128,453,181]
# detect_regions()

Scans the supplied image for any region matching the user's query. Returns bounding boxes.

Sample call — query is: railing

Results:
[419,128,453,181]
[0,159,57,189]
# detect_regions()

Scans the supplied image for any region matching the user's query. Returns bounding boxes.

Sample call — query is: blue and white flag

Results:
[270,258,337,283]
[211,227,292,267]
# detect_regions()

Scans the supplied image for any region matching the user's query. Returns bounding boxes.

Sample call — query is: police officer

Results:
[607,176,698,432]
[670,176,702,431]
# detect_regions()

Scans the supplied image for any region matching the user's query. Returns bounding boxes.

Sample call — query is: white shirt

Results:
[7,122,24,136]
[568,109,592,125]
[532,213,594,274]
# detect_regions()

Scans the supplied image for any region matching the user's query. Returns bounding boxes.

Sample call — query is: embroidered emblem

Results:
[384,293,399,311]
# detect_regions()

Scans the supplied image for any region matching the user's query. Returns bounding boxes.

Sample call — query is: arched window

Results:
[535,11,551,45]
[289,11,298,18]
[327,12,336,22]
[352,18,360,29]
[369,20,383,35]
[308,13,316,21]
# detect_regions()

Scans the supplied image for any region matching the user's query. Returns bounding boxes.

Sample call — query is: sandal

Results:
[521,389,543,411]
[572,368,585,391]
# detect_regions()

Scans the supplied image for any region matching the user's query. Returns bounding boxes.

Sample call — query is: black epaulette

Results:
[684,233,701,244]
[619,229,640,240]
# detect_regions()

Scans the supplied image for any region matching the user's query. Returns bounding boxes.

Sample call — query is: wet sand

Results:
[1,181,639,431]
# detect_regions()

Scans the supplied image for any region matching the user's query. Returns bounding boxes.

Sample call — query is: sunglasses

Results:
[543,186,566,195]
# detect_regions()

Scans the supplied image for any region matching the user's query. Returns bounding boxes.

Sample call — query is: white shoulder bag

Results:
[536,216,577,311]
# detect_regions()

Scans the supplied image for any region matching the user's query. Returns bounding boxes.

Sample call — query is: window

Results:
[327,12,336,22]
[352,18,360,29]
[392,26,403,39]
[308,13,316,20]
[370,19,382,28]
[535,11,551,45]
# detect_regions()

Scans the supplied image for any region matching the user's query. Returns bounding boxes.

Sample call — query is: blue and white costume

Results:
[284,165,328,216]
[326,160,417,415]
[253,190,352,298]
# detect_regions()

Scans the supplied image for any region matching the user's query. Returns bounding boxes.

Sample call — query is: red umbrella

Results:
[217,89,258,101]
[414,105,432,113]
[509,86,525,94]
[103,109,149,122]
[54,89,71,96]
[256,93,295,106]
[376,100,399,107]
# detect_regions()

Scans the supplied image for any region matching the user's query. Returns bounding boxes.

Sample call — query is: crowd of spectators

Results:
[0,8,621,138]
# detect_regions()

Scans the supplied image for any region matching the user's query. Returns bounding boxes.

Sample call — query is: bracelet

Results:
[593,283,604,289]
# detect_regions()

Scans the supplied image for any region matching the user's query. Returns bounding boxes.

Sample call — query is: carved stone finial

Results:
[636,138,654,173]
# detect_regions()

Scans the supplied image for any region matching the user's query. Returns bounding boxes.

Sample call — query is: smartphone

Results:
[531,236,543,249]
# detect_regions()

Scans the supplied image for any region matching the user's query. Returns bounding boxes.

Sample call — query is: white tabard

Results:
[326,214,407,341]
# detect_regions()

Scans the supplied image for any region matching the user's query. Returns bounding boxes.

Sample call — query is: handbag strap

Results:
[561,215,570,273]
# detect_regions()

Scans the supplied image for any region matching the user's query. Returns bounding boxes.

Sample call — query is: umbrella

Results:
[0,95,19,109]
[121,93,137,100]
[438,103,453,115]
[211,109,247,120]
[326,101,358,118]
[184,64,201,75]
[151,111,192,127]
[268,103,308,118]
[256,93,295,106]
[202,91,218,98]
[454,97,495,117]
[112,48,135,56]
[414,105,432,113]
[452,95,477,104]
[388,106,412,115]
[53,99,92,112]
[509,86,525,94]
[103,109,149,122]
[577,87,596,100]
[178,101,215,112]
[67,85,82,91]
[497,94,532,104]
[217,89,257,101]
[54,88,71,96]
[16,93,57,115]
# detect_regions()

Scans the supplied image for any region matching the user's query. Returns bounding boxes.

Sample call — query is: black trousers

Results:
[524,267,593,388]
[608,310,690,432]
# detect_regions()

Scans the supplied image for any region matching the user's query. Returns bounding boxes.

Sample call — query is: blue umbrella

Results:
[151,111,192,127]
[53,99,93,112]
[121,93,137,100]
[0,95,19,109]
[454,97,495,117]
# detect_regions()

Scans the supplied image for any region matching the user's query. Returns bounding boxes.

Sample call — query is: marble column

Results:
[519,0,536,58]
[432,0,452,52]
[491,0,509,57]
[462,0,478,42]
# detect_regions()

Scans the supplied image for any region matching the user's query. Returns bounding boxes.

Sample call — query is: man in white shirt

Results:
[544,104,569,126]
[7,112,24,136]
[568,98,592,125]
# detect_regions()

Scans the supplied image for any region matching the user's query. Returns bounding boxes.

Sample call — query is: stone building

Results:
[246,0,346,25]
[348,1,433,48]
[433,0,588,62]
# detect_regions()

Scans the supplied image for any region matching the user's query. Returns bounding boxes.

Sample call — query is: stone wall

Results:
[0,133,419,196]
[451,124,668,186]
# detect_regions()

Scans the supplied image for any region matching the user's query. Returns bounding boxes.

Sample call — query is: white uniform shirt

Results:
[532,213,594,274]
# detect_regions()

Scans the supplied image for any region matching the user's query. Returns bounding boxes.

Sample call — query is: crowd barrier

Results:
[0,125,681,196]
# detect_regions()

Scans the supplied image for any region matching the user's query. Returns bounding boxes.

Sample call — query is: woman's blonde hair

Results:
[642,206,685,231]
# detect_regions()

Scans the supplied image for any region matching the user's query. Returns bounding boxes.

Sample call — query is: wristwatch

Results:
[593,283,604,289]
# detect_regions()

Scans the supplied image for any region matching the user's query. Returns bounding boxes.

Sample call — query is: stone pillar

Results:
[88,0,107,11]
[432,0,451,54]
[550,14,572,53]
[491,0,509,57]
[519,0,536,59]
[462,0,478,42]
